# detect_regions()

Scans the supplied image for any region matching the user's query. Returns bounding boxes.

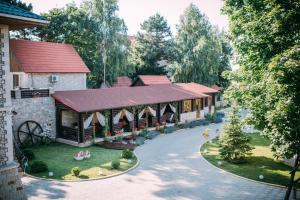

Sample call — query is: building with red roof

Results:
[10,39,90,91]
[112,76,132,87]
[131,75,171,86]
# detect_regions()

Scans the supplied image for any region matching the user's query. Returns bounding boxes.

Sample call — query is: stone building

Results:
[0,2,48,199]
[10,39,89,139]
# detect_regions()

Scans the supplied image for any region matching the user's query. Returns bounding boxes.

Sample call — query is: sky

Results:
[23,0,229,36]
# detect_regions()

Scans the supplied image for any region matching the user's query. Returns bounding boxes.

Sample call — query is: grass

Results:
[26,143,137,180]
[201,133,300,188]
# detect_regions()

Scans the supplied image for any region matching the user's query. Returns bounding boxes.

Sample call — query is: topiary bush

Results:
[30,161,48,173]
[122,149,134,159]
[23,149,35,160]
[111,160,120,169]
[71,167,81,176]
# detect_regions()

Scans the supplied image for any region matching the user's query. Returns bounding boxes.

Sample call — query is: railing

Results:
[11,88,50,99]
[59,126,78,142]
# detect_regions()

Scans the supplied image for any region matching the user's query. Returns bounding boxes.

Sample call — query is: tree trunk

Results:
[285,154,300,200]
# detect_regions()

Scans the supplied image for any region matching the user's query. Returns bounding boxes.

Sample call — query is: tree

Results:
[223,1,300,198]
[169,4,222,85]
[38,1,133,87]
[86,0,132,85]
[6,0,39,40]
[219,103,253,162]
[218,32,232,89]
[129,13,173,75]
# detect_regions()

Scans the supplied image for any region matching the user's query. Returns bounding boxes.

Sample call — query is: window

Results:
[182,100,192,113]
[13,74,20,89]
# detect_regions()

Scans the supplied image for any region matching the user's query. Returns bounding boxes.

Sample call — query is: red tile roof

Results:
[136,75,171,85]
[10,39,90,73]
[112,76,132,87]
[52,84,207,112]
[176,82,219,95]
[210,84,222,91]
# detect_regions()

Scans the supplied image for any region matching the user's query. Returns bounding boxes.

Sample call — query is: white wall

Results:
[180,111,197,122]
[21,73,86,91]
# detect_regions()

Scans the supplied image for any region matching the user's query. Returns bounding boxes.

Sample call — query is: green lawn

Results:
[201,133,299,187]
[26,143,137,180]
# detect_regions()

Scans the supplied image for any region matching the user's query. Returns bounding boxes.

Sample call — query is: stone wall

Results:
[22,73,86,91]
[12,97,56,138]
[0,164,27,200]
[0,24,27,200]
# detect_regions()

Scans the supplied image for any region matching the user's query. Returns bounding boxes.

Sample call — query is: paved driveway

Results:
[23,122,286,200]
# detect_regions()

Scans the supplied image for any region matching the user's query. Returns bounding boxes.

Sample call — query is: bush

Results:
[71,167,81,176]
[139,128,149,137]
[219,104,253,162]
[111,160,120,169]
[165,126,177,134]
[213,115,223,123]
[30,161,48,173]
[205,114,214,121]
[122,149,134,159]
[216,111,225,118]
[23,149,35,160]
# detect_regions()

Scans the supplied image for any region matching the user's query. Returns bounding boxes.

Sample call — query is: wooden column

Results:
[157,103,161,123]
[78,113,84,143]
[55,105,62,138]
[109,109,113,135]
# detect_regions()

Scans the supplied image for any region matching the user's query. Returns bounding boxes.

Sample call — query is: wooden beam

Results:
[78,113,84,143]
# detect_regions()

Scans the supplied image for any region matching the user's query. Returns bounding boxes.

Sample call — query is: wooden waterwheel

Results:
[17,120,44,147]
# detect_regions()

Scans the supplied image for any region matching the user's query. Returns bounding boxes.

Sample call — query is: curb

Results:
[199,139,298,190]
[23,153,140,182]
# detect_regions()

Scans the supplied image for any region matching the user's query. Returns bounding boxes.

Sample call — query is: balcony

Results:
[11,88,50,99]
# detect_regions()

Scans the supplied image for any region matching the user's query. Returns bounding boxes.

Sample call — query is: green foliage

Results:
[23,149,35,161]
[71,167,81,176]
[223,0,300,160]
[37,1,133,88]
[111,159,120,169]
[169,4,232,87]
[219,104,253,162]
[30,161,48,173]
[129,13,174,75]
[122,149,134,159]
[139,128,149,137]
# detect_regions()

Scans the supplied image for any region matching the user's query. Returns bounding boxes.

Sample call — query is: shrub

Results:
[216,111,225,118]
[23,149,35,160]
[71,167,81,176]
[139,128,149,137]
[213,115,223,123]
[122,149,134,159]
[219,104,253,162]
[30,161,48,173]
[111,160,120,169]
[165,126,177,134]
[205,114,214,121]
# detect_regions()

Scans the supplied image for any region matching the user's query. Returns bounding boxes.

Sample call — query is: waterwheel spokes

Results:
[18,121,43,147]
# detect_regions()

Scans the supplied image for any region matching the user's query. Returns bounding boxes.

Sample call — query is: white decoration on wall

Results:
[84,114,94,129]
[96,112,105,126]
[169,104,177,113]
[124,110,134,122]
[113,111,122,124]
[138,109,145,119]
[148,106,156,117]
[160,105,167,117]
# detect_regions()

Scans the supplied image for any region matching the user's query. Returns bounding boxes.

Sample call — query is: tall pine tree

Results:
[129,13,173,75]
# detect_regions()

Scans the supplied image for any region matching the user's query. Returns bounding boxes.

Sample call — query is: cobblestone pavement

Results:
[23,121,287,200]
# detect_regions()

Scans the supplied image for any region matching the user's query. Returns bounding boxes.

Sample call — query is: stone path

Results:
[22,122,286,200]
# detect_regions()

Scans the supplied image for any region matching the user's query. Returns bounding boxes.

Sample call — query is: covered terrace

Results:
[52,84,209,146]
